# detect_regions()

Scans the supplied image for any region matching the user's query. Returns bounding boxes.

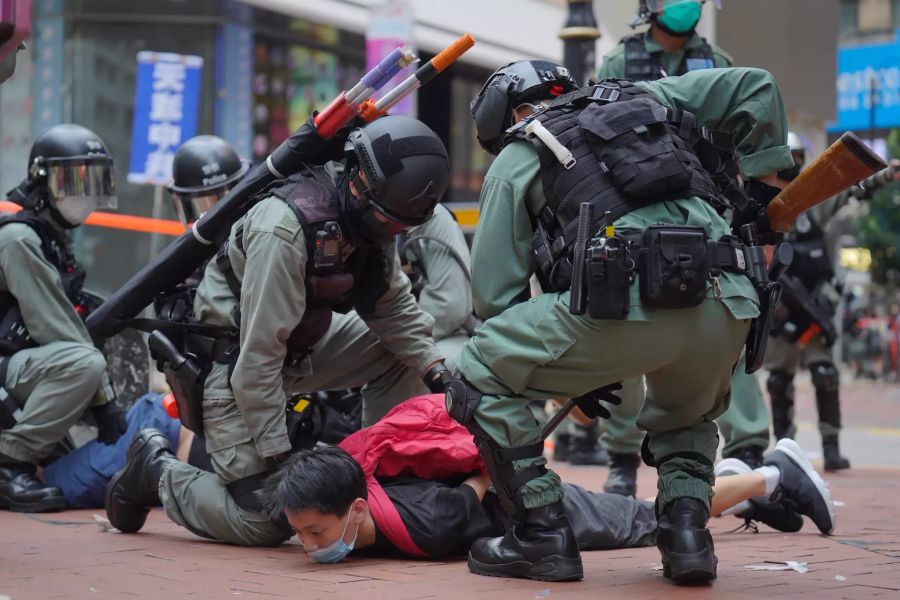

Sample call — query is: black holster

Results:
[148,330,211,435]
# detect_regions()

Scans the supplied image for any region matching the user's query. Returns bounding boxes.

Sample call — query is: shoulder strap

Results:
[677,37,717,75]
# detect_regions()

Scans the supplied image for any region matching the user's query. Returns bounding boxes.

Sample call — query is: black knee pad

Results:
[445,370,483,425]
[445,370,545,518]
[809,362,839,393]
[766,370,795,403]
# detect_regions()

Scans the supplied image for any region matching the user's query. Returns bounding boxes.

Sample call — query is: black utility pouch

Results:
[586,238,632,320]
[638,225,710,309]
[578,98,693,201]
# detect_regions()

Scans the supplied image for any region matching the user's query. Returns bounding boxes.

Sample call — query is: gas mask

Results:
[338,169,409,248]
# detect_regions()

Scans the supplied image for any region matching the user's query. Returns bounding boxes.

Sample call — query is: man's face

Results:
[285,500,365,554]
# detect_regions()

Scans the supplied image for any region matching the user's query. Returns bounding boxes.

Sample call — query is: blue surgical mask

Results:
[658,0,702,35]
[309,506,360,564]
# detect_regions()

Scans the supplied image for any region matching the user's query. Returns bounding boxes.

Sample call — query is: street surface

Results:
[1,374,898,600]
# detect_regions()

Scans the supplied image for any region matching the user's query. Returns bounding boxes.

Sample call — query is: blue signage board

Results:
[830,31,900,132]
[128,52,203,185]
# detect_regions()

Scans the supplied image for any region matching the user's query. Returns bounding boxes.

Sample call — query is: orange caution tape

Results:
[0,201,186,236]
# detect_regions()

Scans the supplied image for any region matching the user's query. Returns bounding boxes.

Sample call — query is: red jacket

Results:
[339,394,485,557]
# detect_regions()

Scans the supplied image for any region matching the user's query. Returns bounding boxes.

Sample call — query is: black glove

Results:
[572,382,623,420]
[91,401,127,444]
[423,361,452,394]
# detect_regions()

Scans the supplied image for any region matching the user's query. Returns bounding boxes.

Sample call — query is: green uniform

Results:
[461,68,792,510]
[0,217,108,464]
[159,189,442,546]
[595,29,770,459]
[596,31,733,80]
[402,203,475,364]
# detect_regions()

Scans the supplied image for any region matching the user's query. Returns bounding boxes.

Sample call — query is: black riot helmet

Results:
[470,60,577,155]
[341,115,449,246]
[169,135,249,225]
[10,124,117,228]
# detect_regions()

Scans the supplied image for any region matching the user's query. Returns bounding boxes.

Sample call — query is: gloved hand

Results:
[270,114,366,176]
[91,401,127,444]
[572,382,623,420]
[423,361,452,394]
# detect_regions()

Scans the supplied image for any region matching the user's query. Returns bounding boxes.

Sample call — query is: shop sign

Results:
[128,52,203,185]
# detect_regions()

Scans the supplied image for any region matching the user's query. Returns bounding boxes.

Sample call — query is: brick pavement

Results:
[1,377,898,600]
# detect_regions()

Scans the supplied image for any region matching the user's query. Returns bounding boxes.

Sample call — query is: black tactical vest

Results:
[507,80,724,292]
[787,213,834,289]
[0,211,85,354]
[221,169,392,353]
[623,32,716,81]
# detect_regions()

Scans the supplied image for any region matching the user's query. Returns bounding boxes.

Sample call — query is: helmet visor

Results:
[46,156,117,210]
[172,189,224,225]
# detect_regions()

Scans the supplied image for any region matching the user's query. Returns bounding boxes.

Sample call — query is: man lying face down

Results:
[258,396,835,564]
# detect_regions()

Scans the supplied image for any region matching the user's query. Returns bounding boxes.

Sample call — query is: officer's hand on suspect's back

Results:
[91,401,127,444]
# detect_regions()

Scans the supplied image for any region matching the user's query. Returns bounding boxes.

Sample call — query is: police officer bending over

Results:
[447,67,795,583]
[106,115,452,547]
[0,124,124,512]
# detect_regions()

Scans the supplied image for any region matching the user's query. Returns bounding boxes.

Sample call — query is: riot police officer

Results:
[398,202,476,362]
[470,59,624,466]
[597,0,731,81]
[449,66,794,583]
[168,135,249,226]
[766,132,850,472]
[106,115,452,546]
[594,0,771,497]
[0,124,124,512]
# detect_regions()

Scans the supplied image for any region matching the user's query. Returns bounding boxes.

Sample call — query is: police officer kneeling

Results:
[0,124,123,512]
[105,115,452,547]
[447,67,795,583]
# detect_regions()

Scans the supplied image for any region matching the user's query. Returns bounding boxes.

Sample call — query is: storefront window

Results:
[252,15,364,161]
[67,7,218,294]
[447,76,493,203]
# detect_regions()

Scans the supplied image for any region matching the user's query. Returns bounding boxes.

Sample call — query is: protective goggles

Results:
[42,156,117,210]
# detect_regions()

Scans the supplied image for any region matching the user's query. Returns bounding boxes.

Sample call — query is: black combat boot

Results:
[656,497,717,583]
[822,435,850,472]
[764,438,835,534]
[568,425,609,466]
[722,445,765,469]
[105,429,178,533]
[0,453,66,513]
[604,452,640,496]
[468,501,583,581]
[553,433,571,462]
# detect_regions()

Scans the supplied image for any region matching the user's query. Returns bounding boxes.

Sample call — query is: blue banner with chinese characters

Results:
[830,31,900,132]
[128,52,203,185]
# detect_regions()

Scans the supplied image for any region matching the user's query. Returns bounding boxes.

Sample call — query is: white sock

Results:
[756,465,781,497]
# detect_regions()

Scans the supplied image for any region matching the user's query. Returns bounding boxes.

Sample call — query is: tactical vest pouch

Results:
[579,98,692,201]
[586,237,632,320]
[308,273,354,305]
[638,226,710,309]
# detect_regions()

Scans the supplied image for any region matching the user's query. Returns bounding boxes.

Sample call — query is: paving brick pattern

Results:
[1,376,898,599]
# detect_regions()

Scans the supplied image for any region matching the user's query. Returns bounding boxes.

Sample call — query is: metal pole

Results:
[560,0,601,86]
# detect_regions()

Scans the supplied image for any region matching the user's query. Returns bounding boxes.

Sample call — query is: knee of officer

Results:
[445,370,484,432]
[809,362,839,393]
[62,345,108,391]
[766,370,794,398]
